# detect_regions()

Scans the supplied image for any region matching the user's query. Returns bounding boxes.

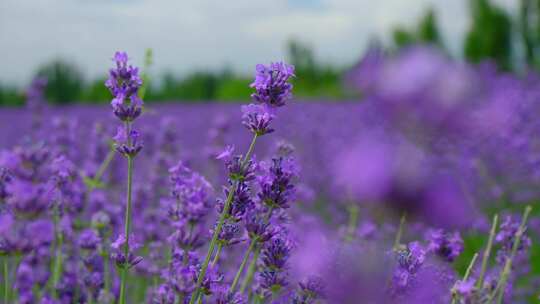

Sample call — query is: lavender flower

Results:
[250,62,295,107]
[222,155,255,182]
[292,276,325,304]
[216,182,253,220]
[245,211,275,243]
[495,215,532,264]
[258,157,296,210]
[261,237,291,271]
[241,104,275,136]
[113,126,143,157]
[426,229,464,262]
[213,288,246,304]
[105,51,143,122]
[393,242,426,290]
[110,234,143,269]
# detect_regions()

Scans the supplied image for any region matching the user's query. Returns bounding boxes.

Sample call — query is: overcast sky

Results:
[0,0,517,86]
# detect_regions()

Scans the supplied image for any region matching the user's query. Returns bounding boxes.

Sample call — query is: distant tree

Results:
[519,0,540,68]
[36,59,84,104]
[286,39,344,99]
[464,0,512,70]
[418,9,441,45]
[287,39,317,79]
[158,72,218,102]
[216,77,251,101]
[80,78,110,103]
[0,84,24,106]
[392,8,443,49]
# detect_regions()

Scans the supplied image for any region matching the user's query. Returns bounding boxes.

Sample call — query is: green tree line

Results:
[0,0,537,106]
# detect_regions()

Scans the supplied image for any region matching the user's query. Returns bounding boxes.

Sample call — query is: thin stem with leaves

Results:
[189,134,258,304]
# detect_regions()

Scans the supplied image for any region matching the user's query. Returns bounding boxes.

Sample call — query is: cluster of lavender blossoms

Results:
[0,47,538,304]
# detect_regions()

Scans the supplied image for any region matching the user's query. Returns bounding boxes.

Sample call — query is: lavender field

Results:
[1,47,539,304]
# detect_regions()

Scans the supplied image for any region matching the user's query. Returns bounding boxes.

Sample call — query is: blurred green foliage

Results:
[2,0,540,106]
[37,59,84,104]
[392,8,443,49]
[464,0,512,70]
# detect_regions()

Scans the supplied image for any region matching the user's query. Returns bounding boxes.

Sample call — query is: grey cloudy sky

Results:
[0,0,517,86]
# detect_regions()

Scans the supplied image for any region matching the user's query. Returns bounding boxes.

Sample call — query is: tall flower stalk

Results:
[189,134,258,304]
[190,62,295,304]
[477,214,498,289]
[105,51,144,304]
[492,206,532,303]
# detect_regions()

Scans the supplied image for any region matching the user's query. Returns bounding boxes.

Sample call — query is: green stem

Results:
[463,252,478,281]
[451,252,478,304]
[477,214,498,289]
[189,134,258,304]
[493,206,532,304]
[119,155,135,304]
[93,147,115,183]
[51,207,63,299]
[346,204,359,241]
[393,213,406,250]
[243,134,258,164]
[211,243,223,267]
[240,248,260,294]
[3,257,8,303]
[103,251,110,293]
[239,208,273,294]
[190,187,235,304]
[230,238,258,293]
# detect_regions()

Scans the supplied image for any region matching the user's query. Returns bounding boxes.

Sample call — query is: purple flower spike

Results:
[106,51,143,122]
[113,126,143,157]
[426,229,464,262]
[241,104,275,136]
[111,234,143,269]
[250,62,295,107]
[495,215,531,264]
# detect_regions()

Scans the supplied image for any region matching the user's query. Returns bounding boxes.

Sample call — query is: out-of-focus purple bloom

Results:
[241,104,275,136]
[495,215,531,264]
[452,278,475,301]
[426,229,463,262]
[393,242,426,290]
[216,145,235,162]
[0,167,11,202]
[213,287,246,304]
[292,276,325,304]
[7,179,53,217]
[168,161,213,223]
[91,211,111,231]
[150,284,176,304]
[250,62,295,107]
[78,228,101,250]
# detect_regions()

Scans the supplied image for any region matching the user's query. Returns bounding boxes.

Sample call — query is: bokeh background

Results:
[0,0,522,105]
[3,1,540,303]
